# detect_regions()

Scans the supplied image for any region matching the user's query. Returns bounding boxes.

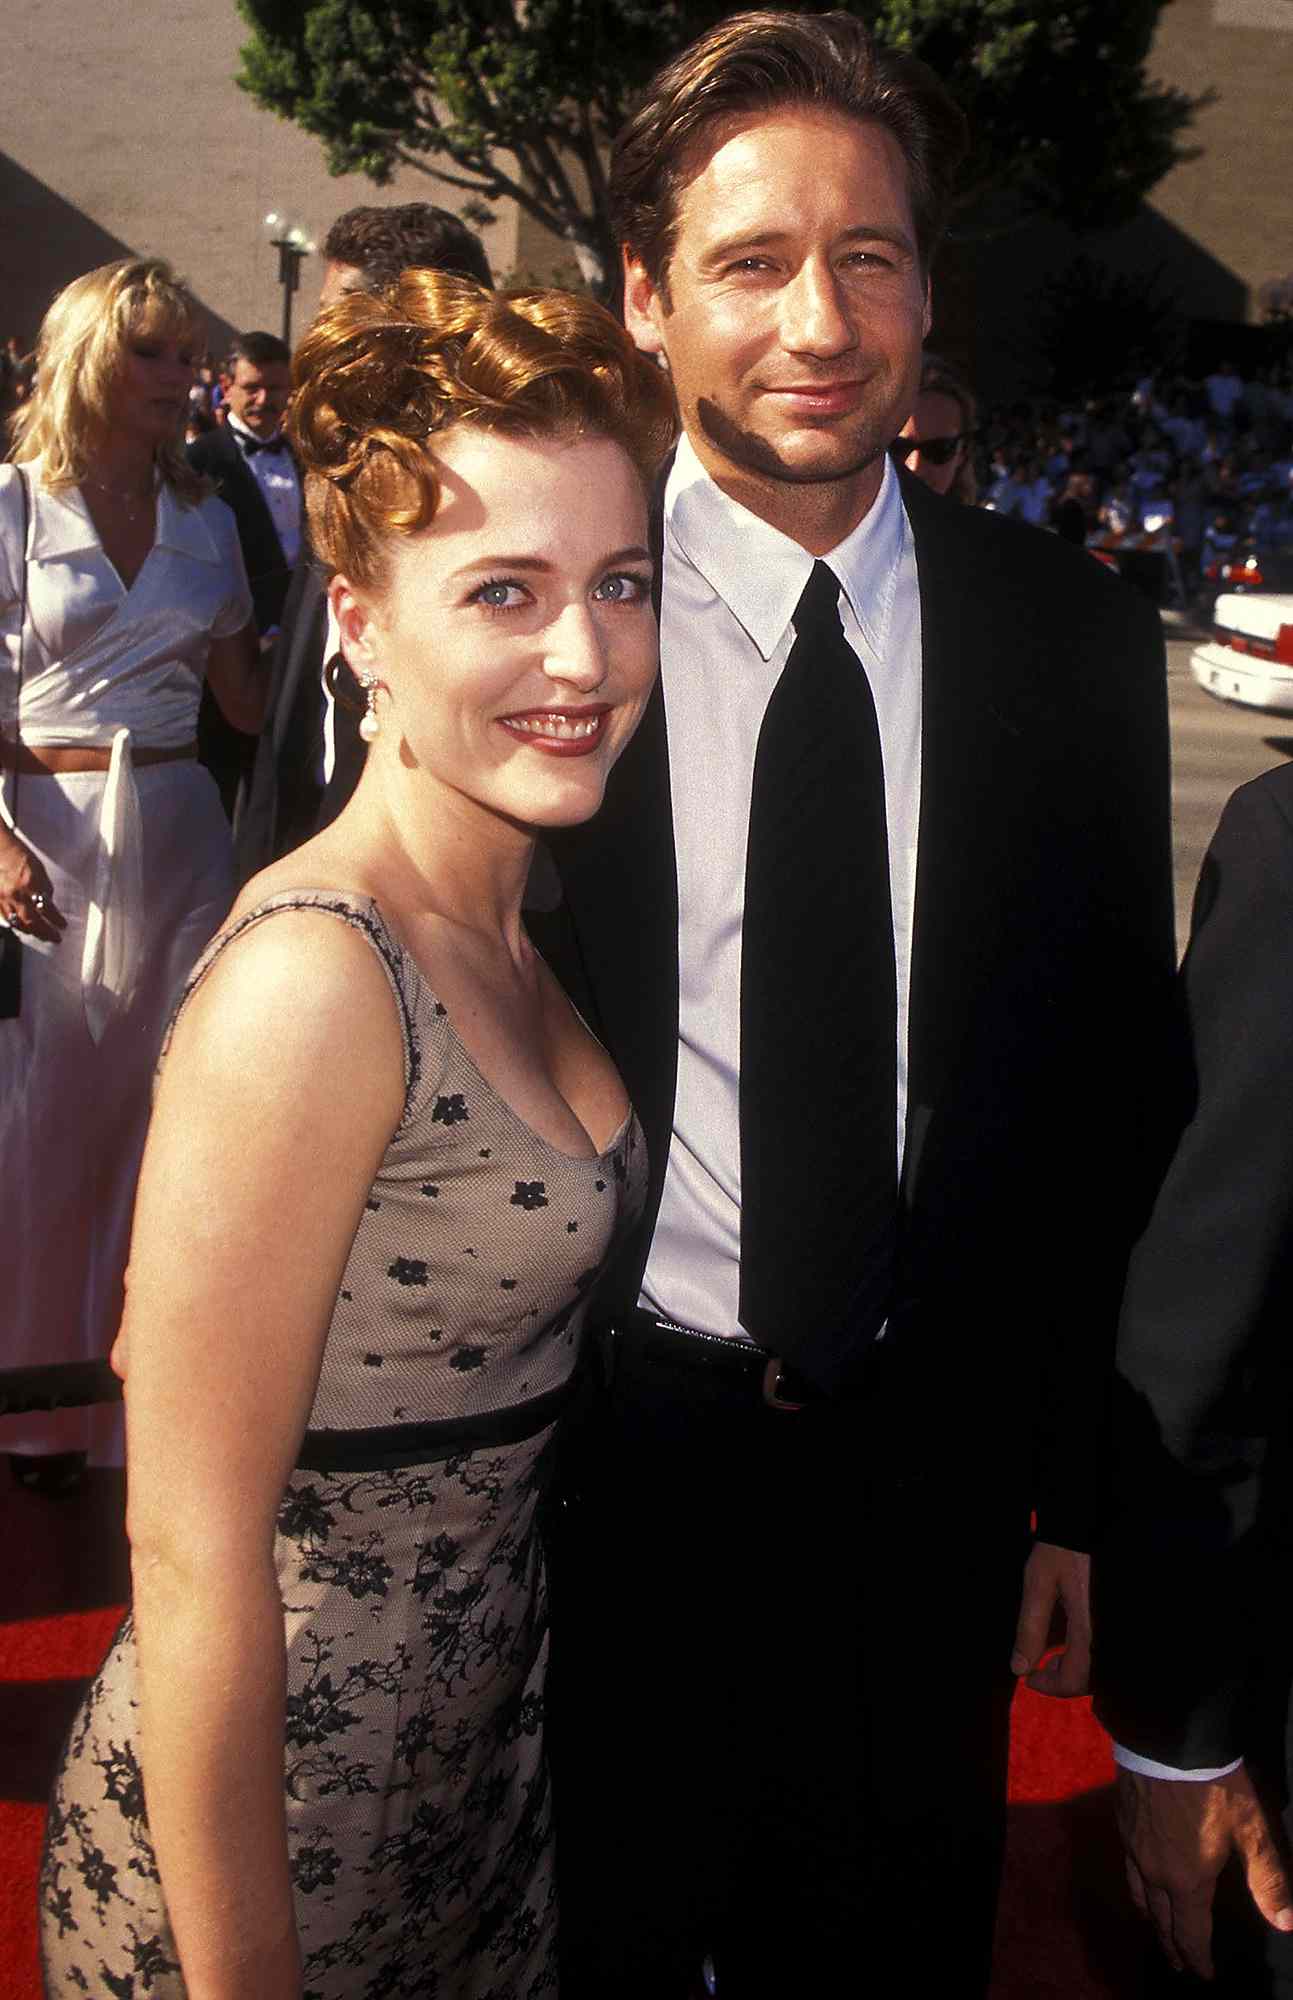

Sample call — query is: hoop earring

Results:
[358,671,382,743]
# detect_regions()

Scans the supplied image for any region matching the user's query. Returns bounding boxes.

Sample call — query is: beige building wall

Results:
[1,0,521,355]
[1146,0,1293,320]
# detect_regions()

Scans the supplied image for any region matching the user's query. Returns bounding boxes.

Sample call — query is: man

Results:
[188,331,299,814]
[1096,766,1293,1992]
[233,203,493,878]
[530,13,1177,1997]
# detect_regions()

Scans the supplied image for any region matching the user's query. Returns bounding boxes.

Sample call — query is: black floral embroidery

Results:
[364,1352,384,1367]
[277,1483,336,1549]
[420,1182,440,1198]
[94,1741,145,1823]
[451,1345,488,1372]
[388,1256,429,1286]
[499,1278,517,1290]
[432,1093,469,1126]
[300,1540,394,1602]
[292,1830,344,1895]
[510,1181,549,1211]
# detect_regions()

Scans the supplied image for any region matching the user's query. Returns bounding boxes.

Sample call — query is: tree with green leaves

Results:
[236,0,1202,298]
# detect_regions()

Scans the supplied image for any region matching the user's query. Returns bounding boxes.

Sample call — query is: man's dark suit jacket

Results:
[1095,761,1293,1773]
[187,425,300,818]
[231,557,367,884]
[187,424,297,633]
[530,472,1180,1553]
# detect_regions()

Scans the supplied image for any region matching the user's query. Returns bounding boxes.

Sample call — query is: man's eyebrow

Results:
[701,223,917,264]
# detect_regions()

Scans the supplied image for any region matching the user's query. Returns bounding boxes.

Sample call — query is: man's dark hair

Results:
[323,203,493,291]
[610,9,968,302]
[223,330,292,377]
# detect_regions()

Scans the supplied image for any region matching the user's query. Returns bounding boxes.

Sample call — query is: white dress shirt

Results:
[640,434,922,1340]
[226,412,302,571]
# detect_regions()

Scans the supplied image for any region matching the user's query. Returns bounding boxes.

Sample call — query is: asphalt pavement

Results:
[1165,618,1293,958]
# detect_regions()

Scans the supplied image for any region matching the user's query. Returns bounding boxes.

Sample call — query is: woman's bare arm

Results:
[120,910,404,1999]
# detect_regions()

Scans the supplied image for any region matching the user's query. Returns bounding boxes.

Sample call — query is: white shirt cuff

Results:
[1113,1744,1243,1782]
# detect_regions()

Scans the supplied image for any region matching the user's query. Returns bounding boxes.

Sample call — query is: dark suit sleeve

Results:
[1032,579,1179,1553]
[1093,766,1293,1765]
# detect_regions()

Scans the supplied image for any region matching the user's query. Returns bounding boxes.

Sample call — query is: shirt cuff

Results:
[1113,1744,1243,1782]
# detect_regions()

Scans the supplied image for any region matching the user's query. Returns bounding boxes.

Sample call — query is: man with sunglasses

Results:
[892,350,977,500]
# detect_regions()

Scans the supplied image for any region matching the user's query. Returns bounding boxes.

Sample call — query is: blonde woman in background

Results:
[0,258,261,1490]
[40,273,674,1999]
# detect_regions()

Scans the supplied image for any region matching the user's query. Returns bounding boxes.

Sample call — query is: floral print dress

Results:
[39,892,645,2000]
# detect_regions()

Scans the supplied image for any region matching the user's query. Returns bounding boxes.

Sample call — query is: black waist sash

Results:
[296,1378,574,1473]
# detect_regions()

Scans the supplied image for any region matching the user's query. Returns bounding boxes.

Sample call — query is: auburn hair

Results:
[289,270,678,591]
[610,10,968,300]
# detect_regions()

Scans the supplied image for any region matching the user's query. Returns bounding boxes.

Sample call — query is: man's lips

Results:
[497,705,611,756]
[764,380,868,415]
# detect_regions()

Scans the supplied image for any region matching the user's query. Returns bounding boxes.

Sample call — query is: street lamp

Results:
[262,211,316,347]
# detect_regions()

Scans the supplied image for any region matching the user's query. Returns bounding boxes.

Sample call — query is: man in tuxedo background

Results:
[1096,763,1293,1993]
[530,12,1179,1996]
[187,330,299,815]
[233,202,493,880]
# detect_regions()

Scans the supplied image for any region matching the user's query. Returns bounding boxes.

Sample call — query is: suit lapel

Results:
[901,474,1026,1185]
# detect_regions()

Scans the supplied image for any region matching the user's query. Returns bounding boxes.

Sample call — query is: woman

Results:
[0,258,262,1486]
[40,272,675,1998]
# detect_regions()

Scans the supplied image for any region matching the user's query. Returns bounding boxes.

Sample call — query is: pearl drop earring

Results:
[358,671,381,742]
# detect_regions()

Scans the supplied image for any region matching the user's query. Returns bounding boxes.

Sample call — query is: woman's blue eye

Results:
[474,580,526,609]
[593,572,648,604]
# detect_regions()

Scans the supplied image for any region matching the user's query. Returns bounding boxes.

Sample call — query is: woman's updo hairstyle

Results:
[288,271,678,591]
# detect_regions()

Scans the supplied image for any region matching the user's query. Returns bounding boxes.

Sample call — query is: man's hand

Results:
[1117,1766,1293,1979]
[1009,1541,1091,1696]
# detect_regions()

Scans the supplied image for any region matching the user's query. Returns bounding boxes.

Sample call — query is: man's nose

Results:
[780,261,858,359]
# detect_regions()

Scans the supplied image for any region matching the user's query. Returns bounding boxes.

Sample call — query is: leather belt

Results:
[0,736,197,776]
[598,1307,828,1412]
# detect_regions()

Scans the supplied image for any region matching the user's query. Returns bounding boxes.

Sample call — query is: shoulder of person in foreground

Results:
[120,903,408,1556]
[1094,760,1293,1769]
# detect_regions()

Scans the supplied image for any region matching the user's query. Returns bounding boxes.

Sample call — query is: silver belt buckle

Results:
[761,1355,805,1413]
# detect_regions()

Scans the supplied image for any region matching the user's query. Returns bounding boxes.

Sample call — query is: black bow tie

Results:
[241,432,288,457]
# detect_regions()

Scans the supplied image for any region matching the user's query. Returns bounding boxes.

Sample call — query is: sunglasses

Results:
[891,433,969,467]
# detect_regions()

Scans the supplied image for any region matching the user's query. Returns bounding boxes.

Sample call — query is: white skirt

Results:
[0,761,234,1463]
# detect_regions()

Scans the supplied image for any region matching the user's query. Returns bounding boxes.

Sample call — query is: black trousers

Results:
[545,1329,1027,1998]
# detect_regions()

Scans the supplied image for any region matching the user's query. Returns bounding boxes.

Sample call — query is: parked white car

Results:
[1190,590,1293,715]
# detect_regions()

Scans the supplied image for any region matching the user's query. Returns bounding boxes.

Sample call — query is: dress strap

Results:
[162,891,424,1124]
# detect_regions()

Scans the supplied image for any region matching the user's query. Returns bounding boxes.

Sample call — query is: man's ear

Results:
[329,574,381,671]
[623,247,667,360]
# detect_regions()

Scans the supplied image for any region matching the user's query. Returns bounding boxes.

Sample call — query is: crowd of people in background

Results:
[971,356,1293,600]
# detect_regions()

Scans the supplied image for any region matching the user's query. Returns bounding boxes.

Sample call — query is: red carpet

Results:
[0,1476,1150,1998]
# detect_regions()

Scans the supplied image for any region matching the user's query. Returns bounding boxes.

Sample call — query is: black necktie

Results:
[738,561,898,1386]
[242,433,288,457]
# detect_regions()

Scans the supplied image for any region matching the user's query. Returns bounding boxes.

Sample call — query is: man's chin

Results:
[695,396,887,488]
